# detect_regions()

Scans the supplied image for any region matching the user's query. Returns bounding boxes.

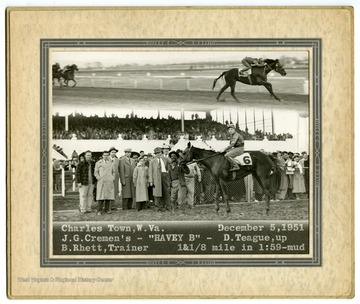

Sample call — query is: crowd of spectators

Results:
[52,114,293,143]
[54,146,309,204]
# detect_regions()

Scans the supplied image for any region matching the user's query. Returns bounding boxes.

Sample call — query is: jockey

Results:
[239,57,266,75]
[62,65,71,74]
[222,124,245,171]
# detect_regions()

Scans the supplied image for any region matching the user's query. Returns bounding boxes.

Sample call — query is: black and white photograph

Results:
[5,4,355,300]
[49,45,313,261]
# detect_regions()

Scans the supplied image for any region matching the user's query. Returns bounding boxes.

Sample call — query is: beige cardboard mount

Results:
[6,7,354,299]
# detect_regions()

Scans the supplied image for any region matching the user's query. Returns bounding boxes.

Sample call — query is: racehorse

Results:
[61,64,79,87]
[181,143,276,215]
[52,63,63,87]
[212,59,287,102]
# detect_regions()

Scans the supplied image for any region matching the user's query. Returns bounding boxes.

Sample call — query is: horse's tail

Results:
[212,71,227,90]
[268,154,278,174]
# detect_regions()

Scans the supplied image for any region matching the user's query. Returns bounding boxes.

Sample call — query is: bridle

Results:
[182,147,222,165]
[263,62,284,76]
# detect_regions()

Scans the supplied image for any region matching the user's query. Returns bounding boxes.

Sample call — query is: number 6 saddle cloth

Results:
[234,152,253,166]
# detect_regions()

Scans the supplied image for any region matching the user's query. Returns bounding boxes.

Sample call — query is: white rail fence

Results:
[72,74,309,95]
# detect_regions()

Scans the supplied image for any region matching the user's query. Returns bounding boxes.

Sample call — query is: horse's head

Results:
[273,59,287,76]
[181,142,194,164]
[71,64,79,71]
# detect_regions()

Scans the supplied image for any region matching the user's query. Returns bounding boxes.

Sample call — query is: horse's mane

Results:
[191,146,216,153]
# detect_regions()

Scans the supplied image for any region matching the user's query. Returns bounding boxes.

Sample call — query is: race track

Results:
[53,87,309,112]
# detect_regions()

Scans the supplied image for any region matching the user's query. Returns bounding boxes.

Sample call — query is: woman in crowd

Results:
[292,155,306,200]
[277,151,288,200]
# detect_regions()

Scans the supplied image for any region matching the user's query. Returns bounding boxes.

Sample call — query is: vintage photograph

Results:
[50,48,311,257]
[52,50,309,219]
[6,6,354,299]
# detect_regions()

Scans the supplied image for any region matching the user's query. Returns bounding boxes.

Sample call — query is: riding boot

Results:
[225,156,240,171]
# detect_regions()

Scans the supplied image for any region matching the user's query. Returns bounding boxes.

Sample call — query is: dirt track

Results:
[53,195,309,222]
[53,87,309,112]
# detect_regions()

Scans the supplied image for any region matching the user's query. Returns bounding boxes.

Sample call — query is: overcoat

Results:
[148,156,170,197]
[277,157,288,199]
[133,165,149,202]
[293,164,305,193]
[110,157,120,197]
[119,156,136,198]
[94,159,115,200]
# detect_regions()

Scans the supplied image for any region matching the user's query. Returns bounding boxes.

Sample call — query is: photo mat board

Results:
[7,7,354,298]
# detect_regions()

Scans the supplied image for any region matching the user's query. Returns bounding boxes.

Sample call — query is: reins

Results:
[185,152,222,165]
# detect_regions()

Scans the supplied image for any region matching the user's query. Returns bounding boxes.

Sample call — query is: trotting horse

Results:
[181,143,276,215]
[61,64,79,87]
[212,59,287,102]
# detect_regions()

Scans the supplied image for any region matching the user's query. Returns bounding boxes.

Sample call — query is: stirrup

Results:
[229,165,240,171]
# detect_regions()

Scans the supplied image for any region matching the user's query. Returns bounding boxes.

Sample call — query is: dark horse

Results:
[61,64,79,87]
[182,143,276,215]
[212,59,287,102]
[52,63,63,86]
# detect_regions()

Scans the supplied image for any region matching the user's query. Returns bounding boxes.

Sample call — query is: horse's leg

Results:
[229,82,240,103]
[253,173,271,215]
[259,80,281,101]
[216,83,229,101]
[219,179,230,215]
[214,181,220,213]
[71,79,77,88]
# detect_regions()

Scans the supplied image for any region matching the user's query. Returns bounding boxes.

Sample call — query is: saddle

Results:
[239,70,251,77]
[238,70,253,85]
[229,153,253,180]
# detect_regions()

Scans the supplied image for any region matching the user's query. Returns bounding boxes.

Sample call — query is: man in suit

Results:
[109,146,120,210]
[75,150,96,214]
[94,151,115,215]
[119,148,136,210]
[148,147,171,211]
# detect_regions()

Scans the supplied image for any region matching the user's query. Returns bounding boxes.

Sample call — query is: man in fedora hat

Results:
[75,150,96,214]
[162,144,171,160]
[131,151,140,165]
[119,148,136,210]
[168,150,188,211]
[222,124,245,171]
[109,146,120,210]
[149,147,171,211]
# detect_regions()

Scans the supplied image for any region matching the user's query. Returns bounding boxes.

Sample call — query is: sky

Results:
[52,50,308,68]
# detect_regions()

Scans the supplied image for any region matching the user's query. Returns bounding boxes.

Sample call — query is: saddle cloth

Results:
[234,153,253,166]
[239,69,252,77]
